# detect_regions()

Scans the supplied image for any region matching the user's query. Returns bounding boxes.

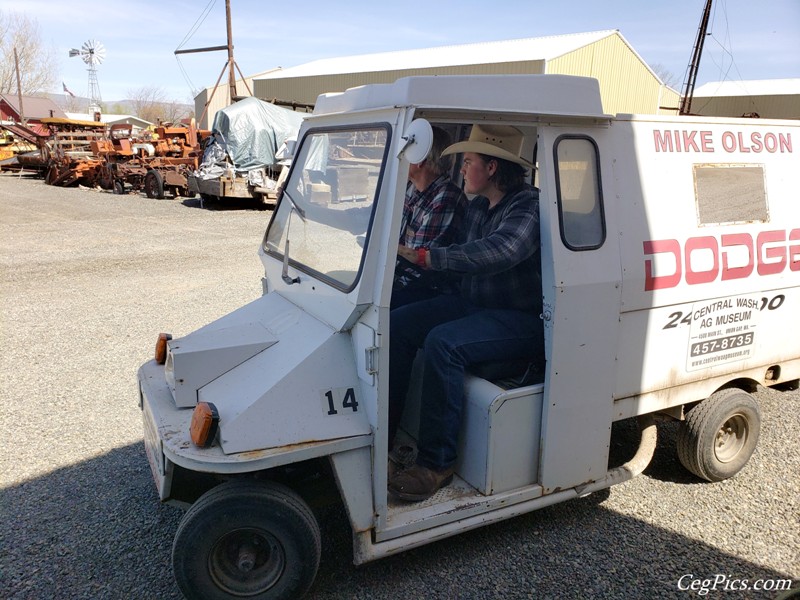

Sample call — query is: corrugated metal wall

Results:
[201,33,685,124]
[691,95,800,119]
[194,74,262,129]
[660,87,681,115]
[547,34,679,115]
[253,61,546,108]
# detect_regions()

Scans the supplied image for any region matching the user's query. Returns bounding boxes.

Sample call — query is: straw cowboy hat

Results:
[442,124,534,169]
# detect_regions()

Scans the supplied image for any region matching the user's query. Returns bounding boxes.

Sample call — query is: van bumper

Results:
[137,360,372,498]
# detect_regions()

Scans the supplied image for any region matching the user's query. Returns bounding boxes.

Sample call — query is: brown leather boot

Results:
[388,463,454,502]
[388,445,416,481]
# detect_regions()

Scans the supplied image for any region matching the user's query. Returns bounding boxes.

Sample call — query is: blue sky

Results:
[4,0,799,103]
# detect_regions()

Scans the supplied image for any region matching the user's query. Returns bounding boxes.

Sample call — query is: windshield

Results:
[265,124,390,290]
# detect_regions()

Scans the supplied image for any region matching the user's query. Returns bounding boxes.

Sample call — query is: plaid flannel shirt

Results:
[429,185,542,313]
[394,175,465,289]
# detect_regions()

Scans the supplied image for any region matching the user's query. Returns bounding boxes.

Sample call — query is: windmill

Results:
[69,40,106,115]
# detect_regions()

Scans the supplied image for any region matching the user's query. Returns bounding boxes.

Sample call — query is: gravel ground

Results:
[1,172,798,600]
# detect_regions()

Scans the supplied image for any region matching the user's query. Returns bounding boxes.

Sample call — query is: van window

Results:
[694,164,768,225]
[554,136,605,250]
[264,124,390,291]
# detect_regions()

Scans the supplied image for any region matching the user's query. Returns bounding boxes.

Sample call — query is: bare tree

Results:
[61,94,85,113]
[127,85,194,125]
[127,85,168,124]
[651,63,680,89]
[0,10,57,96]
[107,102,128,115]
[162,100,193,125]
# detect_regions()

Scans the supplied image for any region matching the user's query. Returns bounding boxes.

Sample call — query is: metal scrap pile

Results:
[0,117,210,198]
[189,97,305,205]
[0,98,305,204]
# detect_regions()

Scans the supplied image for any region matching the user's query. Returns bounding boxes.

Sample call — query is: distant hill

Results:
[44,93,192,121]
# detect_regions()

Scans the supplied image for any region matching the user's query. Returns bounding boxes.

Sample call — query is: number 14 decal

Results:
[322,387,359,416]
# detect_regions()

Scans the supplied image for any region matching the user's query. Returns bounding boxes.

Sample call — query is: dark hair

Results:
[479,154,527,193]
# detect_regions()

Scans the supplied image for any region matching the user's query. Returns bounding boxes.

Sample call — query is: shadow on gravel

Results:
[3,444,184,600]
[181,196,272,212]
[609,417,703,485]
[2,442,795,600]
[0,170,44,181]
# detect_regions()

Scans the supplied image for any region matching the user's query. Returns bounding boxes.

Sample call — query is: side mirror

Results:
[398,119,433,164]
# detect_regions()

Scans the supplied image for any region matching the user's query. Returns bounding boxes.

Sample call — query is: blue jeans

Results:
[390,285,438,309]
[389,295,544,470]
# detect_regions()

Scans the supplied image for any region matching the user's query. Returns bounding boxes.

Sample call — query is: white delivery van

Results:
[137,75,800,599]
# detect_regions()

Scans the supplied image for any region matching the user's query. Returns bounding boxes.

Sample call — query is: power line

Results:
[175,0,217,99]
[176,0,217,51]
[175,55,199,98]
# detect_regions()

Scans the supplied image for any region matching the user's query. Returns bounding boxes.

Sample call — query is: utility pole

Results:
[14,47,26,127]
[175,0,251,125]
[225,0,237,100]
[679,0,713,115]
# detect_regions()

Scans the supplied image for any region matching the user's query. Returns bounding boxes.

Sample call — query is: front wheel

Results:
[677,388,761,482]
[172,480,321,600]
[113,179,126,195]
[144,169,165,199]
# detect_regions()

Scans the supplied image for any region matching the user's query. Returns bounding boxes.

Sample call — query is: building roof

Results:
[258,30,619,80]
[0,94,67,120]
[693,78,800,98]
[65,112,153,129]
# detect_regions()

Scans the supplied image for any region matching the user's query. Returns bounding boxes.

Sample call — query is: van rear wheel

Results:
[172,480,321,600]
[677,388,760,482]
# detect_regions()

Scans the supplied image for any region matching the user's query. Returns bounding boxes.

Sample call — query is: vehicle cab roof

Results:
[312,74,610,121]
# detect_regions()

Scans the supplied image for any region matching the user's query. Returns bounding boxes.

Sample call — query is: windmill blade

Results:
[92,42,106,65]
[80,39,106,66]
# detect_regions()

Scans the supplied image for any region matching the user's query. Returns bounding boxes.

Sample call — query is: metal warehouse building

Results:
[690,79,800,120]
[195,30,680,128]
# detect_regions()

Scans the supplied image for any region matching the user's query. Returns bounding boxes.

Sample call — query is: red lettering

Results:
[779,133,793,153]
[737,132,750,153]
[790,228,800,271]
[643,229,795,290]
[682,130,700,152]
[644,239,681,290]
[654,130,673,152]
[721,131,736,152]
[685,236,719,284]
[750,132,763,153]
[757,230,787,275]
[720,233,754,280]
[764,133,778,153]
[700,131,713,152]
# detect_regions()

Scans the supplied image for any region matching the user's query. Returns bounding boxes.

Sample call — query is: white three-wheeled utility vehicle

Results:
[138,74,800,599]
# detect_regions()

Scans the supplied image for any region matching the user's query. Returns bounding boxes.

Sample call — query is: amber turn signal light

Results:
[155,333,172,364]
[190,402,220,448]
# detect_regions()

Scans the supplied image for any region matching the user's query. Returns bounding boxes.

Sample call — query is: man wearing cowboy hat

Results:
[390,124,545,502]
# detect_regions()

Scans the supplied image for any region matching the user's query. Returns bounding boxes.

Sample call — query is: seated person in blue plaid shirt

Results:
[392,126,466,308]
[389,124,544,502]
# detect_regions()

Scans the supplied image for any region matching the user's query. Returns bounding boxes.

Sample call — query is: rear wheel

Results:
[99,166,114,190]
[113,179,125,195]
[677,388,760,482]
[144,169,165,199]
[172,480,321,600]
